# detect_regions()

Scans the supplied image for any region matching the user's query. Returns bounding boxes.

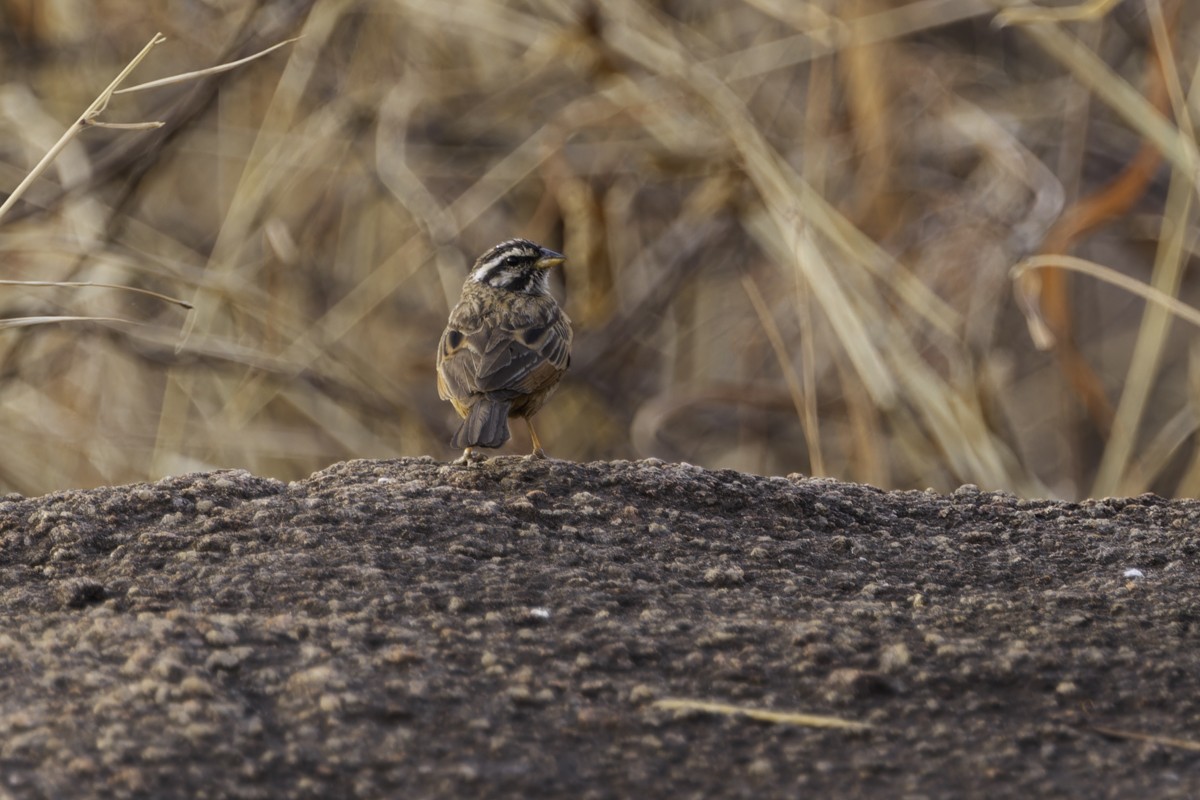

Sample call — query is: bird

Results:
[437,238,573,462]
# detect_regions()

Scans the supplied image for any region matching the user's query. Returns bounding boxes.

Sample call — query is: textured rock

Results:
[0,458,1197,797]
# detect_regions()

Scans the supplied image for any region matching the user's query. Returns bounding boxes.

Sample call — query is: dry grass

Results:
[0,0,1198,498]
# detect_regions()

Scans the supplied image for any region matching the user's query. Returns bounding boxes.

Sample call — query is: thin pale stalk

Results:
[0,280,192,309]
[1093,50,1200,497]
[741,272,825,476]
[114,37,301,94]
[0,33,166,224]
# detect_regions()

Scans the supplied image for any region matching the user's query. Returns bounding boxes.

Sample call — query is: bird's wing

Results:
[475,308,572,398]
[437,323,477,403]
[439,305,568,401]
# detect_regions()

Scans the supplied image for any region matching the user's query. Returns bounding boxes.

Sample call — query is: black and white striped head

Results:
[468,239,565,295]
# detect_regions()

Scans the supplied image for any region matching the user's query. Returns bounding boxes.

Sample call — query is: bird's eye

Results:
[504,255,522,267]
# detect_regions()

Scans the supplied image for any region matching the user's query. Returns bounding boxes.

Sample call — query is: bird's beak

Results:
[535,248,566,269]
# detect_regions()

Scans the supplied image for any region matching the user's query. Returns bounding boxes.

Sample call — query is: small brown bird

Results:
[437,239,573,462]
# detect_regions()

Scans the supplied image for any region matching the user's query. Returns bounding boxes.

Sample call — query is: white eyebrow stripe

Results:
[470,256,504,283]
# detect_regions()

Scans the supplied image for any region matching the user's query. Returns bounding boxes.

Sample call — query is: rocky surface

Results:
[0,457,1198,798]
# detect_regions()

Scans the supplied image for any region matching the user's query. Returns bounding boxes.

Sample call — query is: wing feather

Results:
[437,295,572,407]
[476,308,571,397]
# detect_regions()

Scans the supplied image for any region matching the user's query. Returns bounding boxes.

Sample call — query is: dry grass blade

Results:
[1007,11,1199,187]
[80,33,168,120]
[601,6,896,405]
[0,33,166,224]
[994,0,1121,27]
[83,122,165,131]
[1013,270,1057,350]
[721,0,994,82]
[1091,725,1200,752]
[605,5,963,341]
[1093,40,1199,497]
[788,221,897,409]
[175,4,352,352]
[741,271,825,475]
[1126,403,1198,490]
[1011,256,1200,334]
[113,38,302,95]
[0,316,137,329]
[651,698,871,731]
[0,280,192,309]
[0,31,296,227]
[156,2,354,473]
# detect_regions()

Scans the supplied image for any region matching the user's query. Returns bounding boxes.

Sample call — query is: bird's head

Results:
[469,239,565,295]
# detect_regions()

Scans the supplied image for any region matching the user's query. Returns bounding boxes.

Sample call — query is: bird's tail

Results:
[452,400,511,449]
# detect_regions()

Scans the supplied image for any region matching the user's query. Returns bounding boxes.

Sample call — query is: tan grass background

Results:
[0,0,1198,498]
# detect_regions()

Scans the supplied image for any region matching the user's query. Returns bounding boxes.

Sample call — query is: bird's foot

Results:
[453,448,489,466]
[524,448,548,462]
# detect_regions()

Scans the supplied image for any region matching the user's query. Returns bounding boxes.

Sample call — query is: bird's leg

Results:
[526,418,547,460]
